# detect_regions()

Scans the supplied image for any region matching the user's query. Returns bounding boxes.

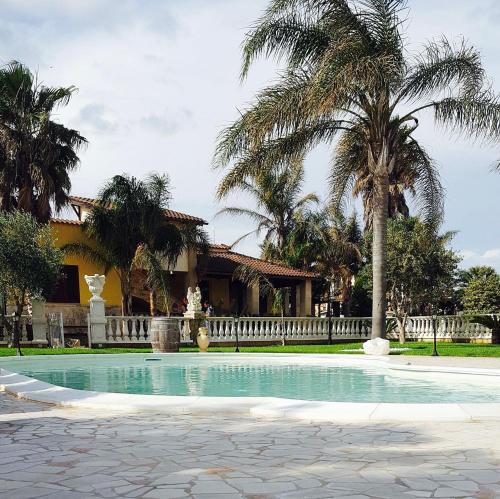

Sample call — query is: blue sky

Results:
[1,0,498,269]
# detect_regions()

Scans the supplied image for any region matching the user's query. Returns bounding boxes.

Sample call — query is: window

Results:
[50,265,80,303]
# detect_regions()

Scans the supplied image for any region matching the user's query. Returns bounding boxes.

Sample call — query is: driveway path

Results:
[1,392,499,498]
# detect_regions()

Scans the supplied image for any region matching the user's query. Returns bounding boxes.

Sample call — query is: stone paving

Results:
[1,392,500,499]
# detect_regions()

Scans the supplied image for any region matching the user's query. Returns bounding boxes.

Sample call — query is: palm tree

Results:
[214,0,500,338]
[0,62,86,223]
[216,161,319,266]
[304,209,362,315]
[336,125,443,231]
[65,174,208,316]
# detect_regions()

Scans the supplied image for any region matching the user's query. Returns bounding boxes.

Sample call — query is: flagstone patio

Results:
[1,392,499,498]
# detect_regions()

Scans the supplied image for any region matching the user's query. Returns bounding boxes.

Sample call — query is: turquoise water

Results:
[3,354,500,404]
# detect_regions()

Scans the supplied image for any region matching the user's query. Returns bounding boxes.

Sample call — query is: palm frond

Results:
[62,242,113,273]
[399,37,484,103]
[433,91,500,142]
[215,207,273,226]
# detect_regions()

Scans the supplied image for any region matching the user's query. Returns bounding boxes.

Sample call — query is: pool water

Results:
[3,354,500,404]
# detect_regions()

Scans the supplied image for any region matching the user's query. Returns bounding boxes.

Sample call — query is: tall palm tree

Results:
[214,0,500,338]
[216,161,319,266]
[336,124,443,231]
[0,62,86,223]
[65,174,208,316]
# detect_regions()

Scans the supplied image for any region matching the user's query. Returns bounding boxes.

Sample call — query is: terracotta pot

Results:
[150,318,180,353]
[197,326,210,352]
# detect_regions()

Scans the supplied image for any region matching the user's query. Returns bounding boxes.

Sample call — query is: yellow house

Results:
[47,196,317,336]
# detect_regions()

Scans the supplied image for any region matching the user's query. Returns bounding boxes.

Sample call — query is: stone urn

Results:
[84,274,106,300]
[150,317,180,353]
[197,327,210,352]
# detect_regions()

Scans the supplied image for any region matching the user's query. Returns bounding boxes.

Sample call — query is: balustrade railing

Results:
[0,315,31,344]
[91,313,499,345]
[206,317,371,342]
[397,315,496,341]
[102,316,190,344]
[104,316,152,343]
[206,315,497,343]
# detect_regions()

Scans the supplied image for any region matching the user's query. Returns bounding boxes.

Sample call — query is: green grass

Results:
[1,342,500,357]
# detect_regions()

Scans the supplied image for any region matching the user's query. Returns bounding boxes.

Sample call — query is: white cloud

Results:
[460,248,500,271]
[76,104,119,133]
[140,108,192,135]
[0,0,497,260]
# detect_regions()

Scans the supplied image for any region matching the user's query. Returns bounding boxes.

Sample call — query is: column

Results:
[31,298,48,346]
[295,285,301,317]
[247,283,260,315]
[299,279,312,316]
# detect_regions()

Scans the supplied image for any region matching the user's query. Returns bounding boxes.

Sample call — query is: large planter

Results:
[150,317,180,353]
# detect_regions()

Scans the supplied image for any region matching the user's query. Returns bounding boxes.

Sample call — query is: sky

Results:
[1,0,499,270]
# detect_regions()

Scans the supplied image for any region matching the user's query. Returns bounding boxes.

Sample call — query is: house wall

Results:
[208,277,231,315]
[50,222,123,307]
[51,221,193,309]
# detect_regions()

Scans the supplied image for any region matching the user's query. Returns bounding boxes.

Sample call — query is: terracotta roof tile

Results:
[50,218,83,226]
[69,195,207,225]
[207,244,318,279]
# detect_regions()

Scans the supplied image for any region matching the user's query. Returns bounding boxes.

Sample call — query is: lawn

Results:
[1,342,500,357]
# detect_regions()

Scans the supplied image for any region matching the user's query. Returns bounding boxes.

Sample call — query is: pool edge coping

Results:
[1,353,500,423]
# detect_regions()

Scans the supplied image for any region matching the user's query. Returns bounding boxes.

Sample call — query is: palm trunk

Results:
[120,271,133,316]
[371,171,389,339]
[149,290,157,316]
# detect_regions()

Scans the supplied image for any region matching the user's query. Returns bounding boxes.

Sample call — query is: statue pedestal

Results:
[88,296,107,345]
[183,310,206,342]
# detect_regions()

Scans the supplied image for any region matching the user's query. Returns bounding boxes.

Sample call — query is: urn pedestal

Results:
[150,317,180,353]
[183,310,206,343]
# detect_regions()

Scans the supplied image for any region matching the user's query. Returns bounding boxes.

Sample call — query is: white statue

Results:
[85,274,106,300]
[186,286,202,312]
[363,337,390,356]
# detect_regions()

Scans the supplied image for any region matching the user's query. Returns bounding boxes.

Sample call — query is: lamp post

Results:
[234,316,240,353]
[328,313,333,345]
[431,312,439,357]
[327,281,333,345]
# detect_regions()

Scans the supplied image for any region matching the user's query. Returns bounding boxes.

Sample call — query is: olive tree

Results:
[0,211,62,354]
[364,217,459,342]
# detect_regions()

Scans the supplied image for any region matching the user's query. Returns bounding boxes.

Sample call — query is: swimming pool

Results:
[2,353,500,404]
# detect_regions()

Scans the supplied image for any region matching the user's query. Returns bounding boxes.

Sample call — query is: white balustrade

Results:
[205,315,497,343]
[72,312,500,346]
[104,316,152,343]
[401,315,497,341]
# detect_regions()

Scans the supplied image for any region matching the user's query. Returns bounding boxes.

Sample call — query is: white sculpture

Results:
[186,286,202,312]
[363,337,391,356]
[85,274,106,300]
